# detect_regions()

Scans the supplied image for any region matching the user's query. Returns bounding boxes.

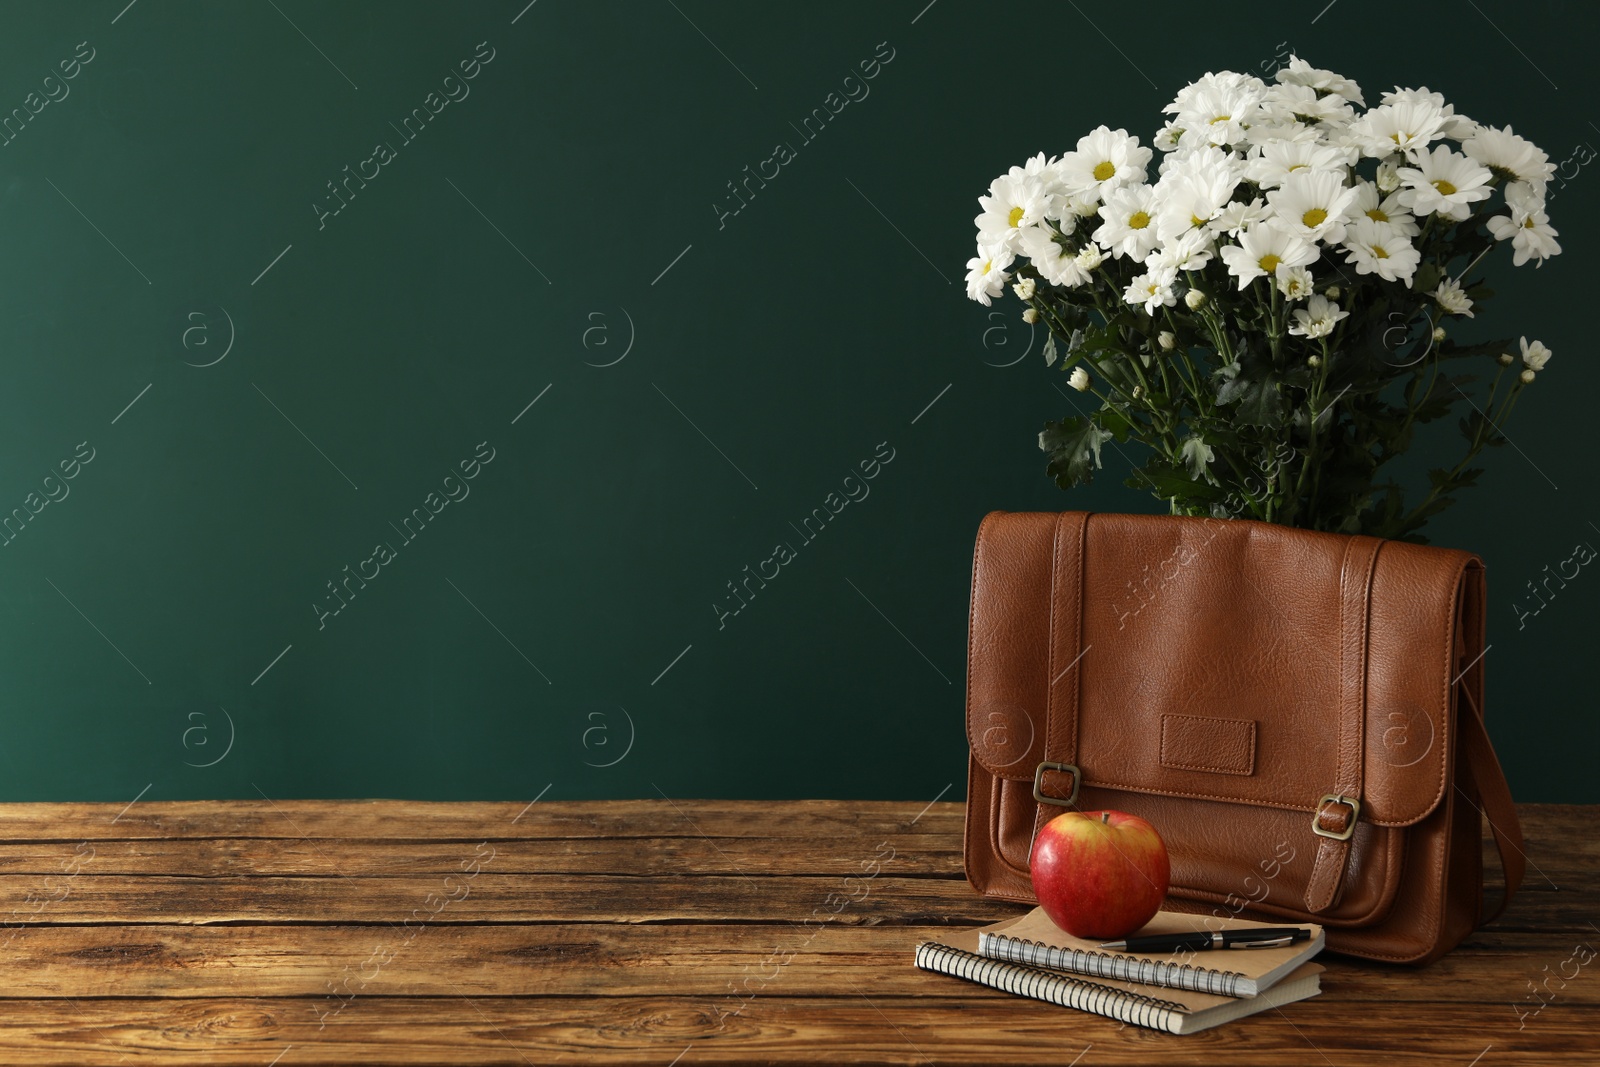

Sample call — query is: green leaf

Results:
[1413,262,1442,294]
[1098,405,1136,441]
[1130,466,1228,503]
[1231,378,1286,428]
[1039,415,1113,489]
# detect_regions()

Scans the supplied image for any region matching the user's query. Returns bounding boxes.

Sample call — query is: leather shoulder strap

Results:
[1459,683,1526,924]
[1304,534,1382,913]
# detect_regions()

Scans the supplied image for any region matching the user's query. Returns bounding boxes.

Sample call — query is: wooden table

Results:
[0,799,1590,1064]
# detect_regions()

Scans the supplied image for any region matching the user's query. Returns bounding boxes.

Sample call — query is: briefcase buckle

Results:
[1312,794,1361,841]
[1033,761,1081,808]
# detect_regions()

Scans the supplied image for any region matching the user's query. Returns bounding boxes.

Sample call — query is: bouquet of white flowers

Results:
[967,57,1560,540]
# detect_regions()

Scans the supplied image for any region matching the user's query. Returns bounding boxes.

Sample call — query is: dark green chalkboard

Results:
[0,0,1592,804]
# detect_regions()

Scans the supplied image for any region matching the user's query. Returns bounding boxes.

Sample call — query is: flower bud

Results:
[1519,368,1536,384]
[1376,157,1401,193]
[1158,330,1176,350]
[1013,276,1037,300]
[1432,326,1446,342]
[1068,366,1091,392]
[1325,286,1341,300]
[1022,308,1039,324]
[1185,289,1207,309]
[1497,352,1515,366]
[1308,354,1322,367]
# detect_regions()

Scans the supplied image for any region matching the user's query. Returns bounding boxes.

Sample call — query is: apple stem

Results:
[1101,813,1110,824]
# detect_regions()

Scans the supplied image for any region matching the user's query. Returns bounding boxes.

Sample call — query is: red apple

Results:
[1030,810,1170,939]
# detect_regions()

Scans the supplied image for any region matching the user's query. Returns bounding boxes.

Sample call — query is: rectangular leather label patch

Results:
[1159,714,1256,777]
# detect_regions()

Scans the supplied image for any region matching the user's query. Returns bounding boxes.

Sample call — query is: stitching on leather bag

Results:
[1070,513,1089,770]
[995,777,1031,878]
[1032,513,1067,850]
[1159,714,1255,775]
[1382,549,1466,825]
[963,511,998,758]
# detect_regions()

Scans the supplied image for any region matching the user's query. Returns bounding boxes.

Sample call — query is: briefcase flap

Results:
[965,512,1475,829]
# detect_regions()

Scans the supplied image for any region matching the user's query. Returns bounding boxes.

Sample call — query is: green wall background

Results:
[0,0,1592,804]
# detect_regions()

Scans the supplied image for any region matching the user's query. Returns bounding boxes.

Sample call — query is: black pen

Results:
[1098,927,1313,952]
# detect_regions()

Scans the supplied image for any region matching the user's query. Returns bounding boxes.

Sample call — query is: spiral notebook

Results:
[915,927,1323,1035]
[976,907,1325,998]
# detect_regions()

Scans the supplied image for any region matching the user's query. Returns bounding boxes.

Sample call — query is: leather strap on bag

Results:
[1304,535,1383,914]
[1459,682,1526,923]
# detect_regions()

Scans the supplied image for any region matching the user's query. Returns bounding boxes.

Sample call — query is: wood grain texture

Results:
[0,800,1588,1064]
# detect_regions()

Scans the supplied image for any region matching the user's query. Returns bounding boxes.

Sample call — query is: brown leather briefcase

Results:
[962,511,1525,964]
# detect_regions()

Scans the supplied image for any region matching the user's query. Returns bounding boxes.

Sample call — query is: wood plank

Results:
[0,812,1569,885]
[0,872,1022,926]
[0,996,1586,1065]
[0,798,1574,847]
[0,836,963,878]
[0,870,1587,929]
[0,799,966,842]
[0,922,1590,1002]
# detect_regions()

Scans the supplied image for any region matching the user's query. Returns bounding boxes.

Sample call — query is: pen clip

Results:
[1226,936,1296,949]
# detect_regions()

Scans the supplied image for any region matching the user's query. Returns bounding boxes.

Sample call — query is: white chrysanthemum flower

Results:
[1164,71,1268,147]
[1005,152,1059,184]
[1380,87,1476,140]
[975,175,1057,252]
[1208,197,1268,238]
[1146,229,1216,272]
[1165,70,1267,112]
[1520,336,1552,371]
[1012,276,1036,300]
[1463,124,1554,190]
[1487,182,1561,265]
[1072,191,1104,216]
[1277,264,1314,300]
[1220,223,1319,288]
[1019,225,1092,287]
[965,244,1014,305]
[1275,56,1365,107]
[1433,277,1475,318]
[1068,366,1091,391]
[1241,120,1326,149]
[1288,294,1350,338]
[1350,181,1421,237]
[1058,126,1153,199]
[1266,168,1360,244]
[1341,217,1421,285]
[1397,145,1493,221]
[1153,146,1243,241]
[1375,156,1402,193]
[1349,97,1447,158]
[1261,82,1356,128]
[1124,266,1179,315]
[1076,244,1105,271]
[1094,183,1161,260]
[1154,120,1186,152]
[1243,138,1355,188]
